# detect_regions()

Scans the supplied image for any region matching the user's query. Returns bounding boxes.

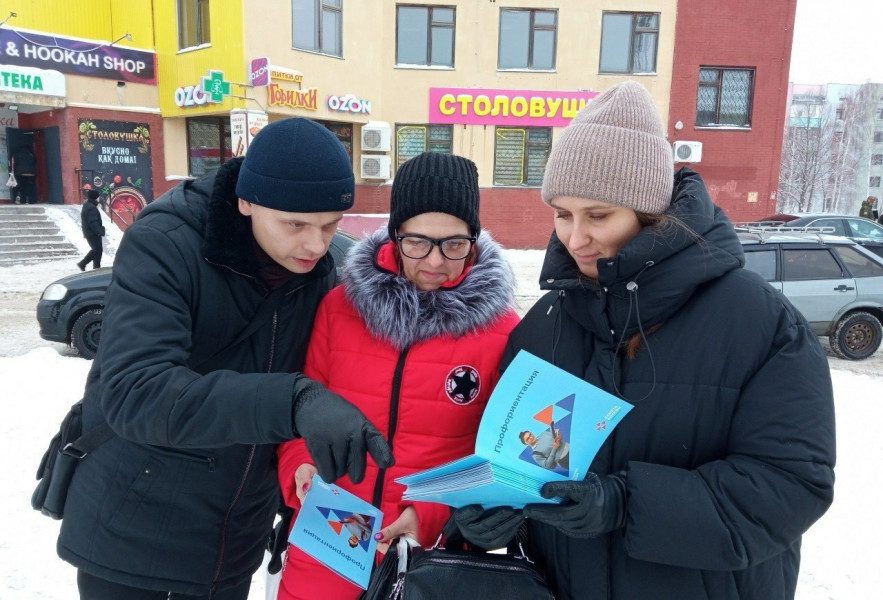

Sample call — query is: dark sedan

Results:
[37,231,357,359]
[754,214,883,258]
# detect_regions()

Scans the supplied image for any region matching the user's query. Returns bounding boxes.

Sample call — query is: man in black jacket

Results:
[57,118,393,600]
[77,189,105,270]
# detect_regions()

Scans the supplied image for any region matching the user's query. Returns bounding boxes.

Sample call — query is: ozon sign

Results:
[327,94,371,114]
[174,83,209,108]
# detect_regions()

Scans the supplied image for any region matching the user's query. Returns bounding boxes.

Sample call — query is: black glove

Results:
[448,504,524,550]
[292,381,394,484]
[522,472,627,538]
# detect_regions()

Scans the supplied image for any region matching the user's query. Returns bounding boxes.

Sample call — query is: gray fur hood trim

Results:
[343,229,516,349]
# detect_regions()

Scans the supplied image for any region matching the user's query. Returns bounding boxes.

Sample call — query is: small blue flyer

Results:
[288,474,383,589]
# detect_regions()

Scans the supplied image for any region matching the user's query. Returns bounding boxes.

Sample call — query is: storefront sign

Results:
[0,26,156,84]
[249,57,269,87]
[268,84,318,110]
[174,82,210,107]
[201,70,231,103]
[429,87,599,127]
[249,58,304,87]
[0,64,65,97]
[230,110,268,156]
[78,119,154,218]
[327,94,371,114]
[270,66,303,83]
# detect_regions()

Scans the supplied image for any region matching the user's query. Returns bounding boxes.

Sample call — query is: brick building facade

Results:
[667,0,798,223]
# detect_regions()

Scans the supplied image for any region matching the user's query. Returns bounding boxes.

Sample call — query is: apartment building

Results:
[781,81,883,215]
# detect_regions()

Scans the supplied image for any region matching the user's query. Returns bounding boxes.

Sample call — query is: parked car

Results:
[737,227,883,360]
[749,213,883,258]
[37,231,358,359]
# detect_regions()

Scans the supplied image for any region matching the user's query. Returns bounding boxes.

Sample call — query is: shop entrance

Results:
[6,127,63,204]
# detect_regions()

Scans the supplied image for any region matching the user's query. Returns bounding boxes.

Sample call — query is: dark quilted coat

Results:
[505,169,836,600]
[57,158,334,595]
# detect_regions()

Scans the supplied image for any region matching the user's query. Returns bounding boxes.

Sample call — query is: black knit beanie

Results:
[235,117,355,212]
[388,152,480,240]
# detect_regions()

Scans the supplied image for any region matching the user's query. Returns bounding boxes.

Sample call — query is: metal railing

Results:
[732,225,837,244]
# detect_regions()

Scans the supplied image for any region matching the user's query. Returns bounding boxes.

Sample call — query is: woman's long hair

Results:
[622,211,699,358]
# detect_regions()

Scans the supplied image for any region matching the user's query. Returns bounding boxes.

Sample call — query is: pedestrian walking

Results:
[77,189,105,270]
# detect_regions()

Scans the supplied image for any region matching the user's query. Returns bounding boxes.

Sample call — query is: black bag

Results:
[362,535,554,600]
[31,400,113,519]
[360,537,420,600]
[397,546,553,600]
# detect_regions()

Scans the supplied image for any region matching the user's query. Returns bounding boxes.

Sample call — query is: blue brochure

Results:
[396,350,632,508]
[288,474,383,589]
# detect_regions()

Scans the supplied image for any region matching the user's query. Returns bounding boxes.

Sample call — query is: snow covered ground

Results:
[1,217,881,598]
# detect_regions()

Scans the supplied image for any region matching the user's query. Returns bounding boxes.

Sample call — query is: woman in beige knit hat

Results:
[451,81,835,600]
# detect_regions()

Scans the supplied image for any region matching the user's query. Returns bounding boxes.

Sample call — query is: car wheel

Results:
[829,311,882,360]
[71,309,103,360]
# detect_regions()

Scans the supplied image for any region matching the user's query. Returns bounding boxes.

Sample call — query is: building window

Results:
[696,67,755,127]
[396,5,455,67]
[178,0,210,49]
[395,124,453,167]
[498,9,557,70]
[878,108,883,119]
[494,127,552,186]
[292,0,342,56]
[599,12,659,74]
[316,120,353,162]
[873,154,883,166]
[875,131,883,143]
[871,176,881,188]
[186,117,231,177]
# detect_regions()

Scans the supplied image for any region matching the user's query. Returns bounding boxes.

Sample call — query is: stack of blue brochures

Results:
[288,474,383,589]
[396,350,632,508]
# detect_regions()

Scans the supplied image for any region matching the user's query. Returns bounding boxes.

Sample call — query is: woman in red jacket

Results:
[276,152,520,600]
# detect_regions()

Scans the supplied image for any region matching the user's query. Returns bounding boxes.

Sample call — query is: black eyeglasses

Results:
[395,232,476,260]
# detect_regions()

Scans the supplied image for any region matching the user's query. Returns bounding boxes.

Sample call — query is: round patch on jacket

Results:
[445,365,481,405]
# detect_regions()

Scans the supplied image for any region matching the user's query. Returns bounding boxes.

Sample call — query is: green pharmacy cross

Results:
[201,70,231,103]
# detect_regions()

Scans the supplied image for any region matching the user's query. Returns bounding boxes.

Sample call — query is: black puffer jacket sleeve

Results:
[623,287,836,570]
[96,224,309,448]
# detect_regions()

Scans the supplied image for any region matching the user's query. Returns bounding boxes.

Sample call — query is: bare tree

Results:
[779,102,838,213]
[828,83,876,213]
[779,83,878,214]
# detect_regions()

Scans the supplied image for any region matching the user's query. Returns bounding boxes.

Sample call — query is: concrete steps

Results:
[0,205,80,266]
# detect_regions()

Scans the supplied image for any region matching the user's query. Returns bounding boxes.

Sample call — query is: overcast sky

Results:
[789,0,883,85]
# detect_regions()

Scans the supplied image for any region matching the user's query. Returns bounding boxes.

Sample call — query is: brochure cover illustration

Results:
[396,350,633,508]
[288,474,383,589]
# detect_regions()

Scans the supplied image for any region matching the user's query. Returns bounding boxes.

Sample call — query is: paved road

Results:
[2,255,881,379]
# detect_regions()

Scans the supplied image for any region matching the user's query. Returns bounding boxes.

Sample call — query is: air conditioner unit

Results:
[361,121,392,152]
[360,155,392,180]
[673,141,702,163]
